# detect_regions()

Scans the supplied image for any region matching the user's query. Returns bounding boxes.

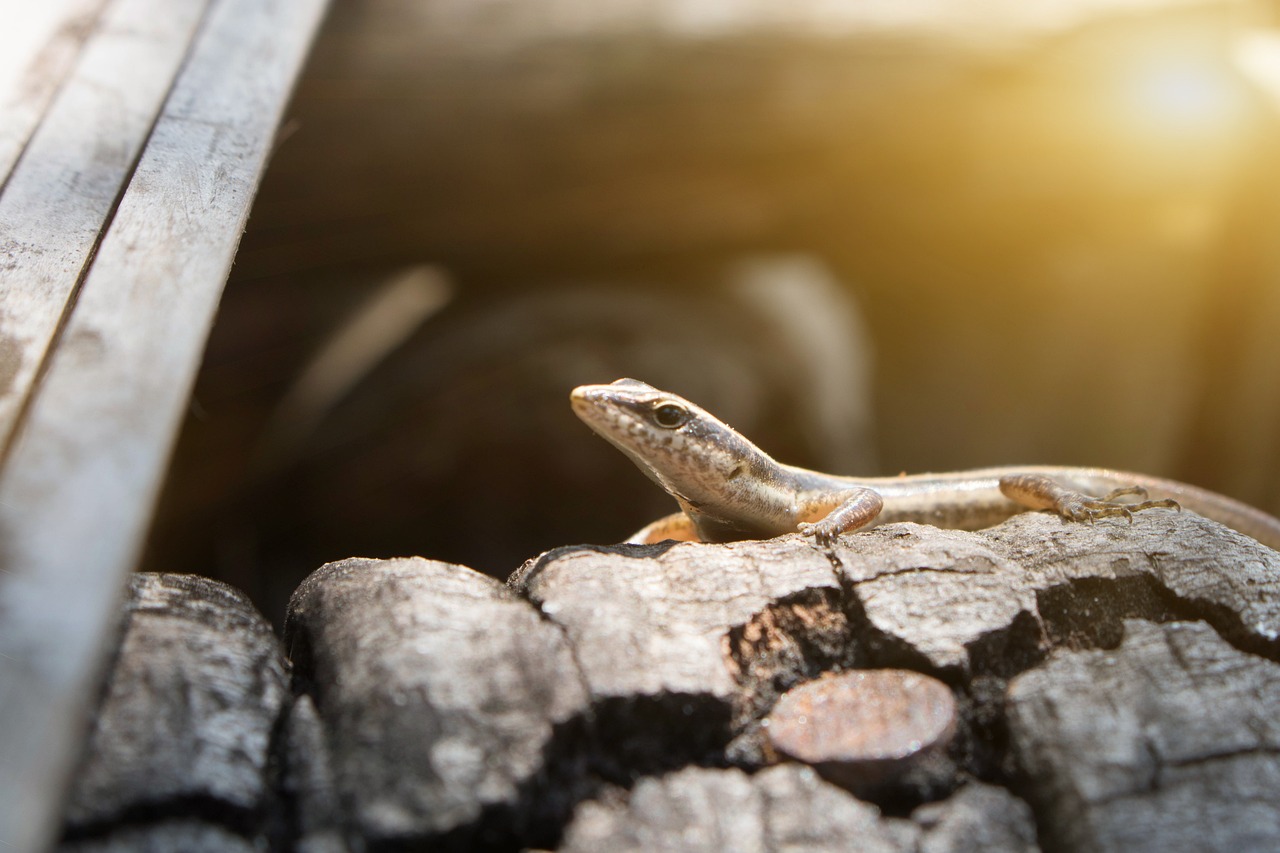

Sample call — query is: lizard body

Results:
[571,379,1280,551]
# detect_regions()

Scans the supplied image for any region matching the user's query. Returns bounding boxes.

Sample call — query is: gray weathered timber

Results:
[511,510,1280,708]
[558,766,1037,853]
[0,0,211,449]
[0,0,328,847]
[510,509,1280,849]
[909,783,1040,853]
[559,765,913,852]
[513,538,861,768]
[60,573,288,847]
[0,0,113,184]
[59,822,260,853]
[1008,618,1280,853]
[54,506,1280,849]
[512,540,842,707]
[285,557,590,849]
[832,511,1280,672]
[279,695,347,853]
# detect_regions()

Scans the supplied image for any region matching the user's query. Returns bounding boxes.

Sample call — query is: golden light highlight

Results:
[1078,17,1257,155]
[1121,56,1249,133]
[1235,31,1280,107]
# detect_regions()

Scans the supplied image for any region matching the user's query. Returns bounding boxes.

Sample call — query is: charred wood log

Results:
[59,510,1280,851]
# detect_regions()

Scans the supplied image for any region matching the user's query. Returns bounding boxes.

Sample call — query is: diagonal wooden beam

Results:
[0,0,328,848]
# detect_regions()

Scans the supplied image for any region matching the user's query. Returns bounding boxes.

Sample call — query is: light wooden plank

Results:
[0,0,328,847]
[0,0,210,463]
[0,0,114,185]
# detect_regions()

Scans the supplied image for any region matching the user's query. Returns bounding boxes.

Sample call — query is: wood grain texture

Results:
[61,574,288,845]
[59,822,260,853]
[68,507,1280,848]
[0,0,211,455]
[513,540,841,702]
[284,557,591,848]
[0,0,113,184]
[1008,619,1280,852]
[839,511,1280,672]
[0,0,327,847]
[560,767,1036,853]
[513,510,1280,689]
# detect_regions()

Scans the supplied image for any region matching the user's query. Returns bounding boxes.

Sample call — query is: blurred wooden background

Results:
[141,0,1280,624]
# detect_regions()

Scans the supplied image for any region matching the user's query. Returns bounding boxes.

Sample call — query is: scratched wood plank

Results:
[0,0,113,185]
[0,0,210,461]
[0,0,328,847]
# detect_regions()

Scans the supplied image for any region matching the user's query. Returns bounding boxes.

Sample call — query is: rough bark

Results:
[59,821,260,853]
[58,573,289,850]
[558,766,1037,853]
[1007,618,1280,853]
[57,509,1280,851]
[283,556,591,850]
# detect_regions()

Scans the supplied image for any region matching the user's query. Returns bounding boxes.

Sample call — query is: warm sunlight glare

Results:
[1128,60,1244,128]
[1113,42,1252,144]
[1235,30,1280,107]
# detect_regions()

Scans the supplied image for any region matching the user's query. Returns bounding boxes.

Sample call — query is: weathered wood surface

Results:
[0,0,112,184]
[1008,619,1280,852]
[59,573,289,850]
[0,0,329,849]
[559,767,1037,853]
[0,0,210,450]
[54,508,1269,850]
[285,557,591,849]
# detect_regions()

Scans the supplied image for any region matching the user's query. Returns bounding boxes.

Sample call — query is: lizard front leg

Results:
[999,473,1179,523]
[796,488,884,547]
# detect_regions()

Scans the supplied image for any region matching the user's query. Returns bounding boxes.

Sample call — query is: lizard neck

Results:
[633,419,804,540]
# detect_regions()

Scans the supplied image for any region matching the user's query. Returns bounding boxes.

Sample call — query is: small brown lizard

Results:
[572,379,1280,550]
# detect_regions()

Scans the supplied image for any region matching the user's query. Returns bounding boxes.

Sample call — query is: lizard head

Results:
[570,379,770,519]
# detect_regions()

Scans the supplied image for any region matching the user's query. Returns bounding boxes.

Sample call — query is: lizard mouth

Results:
[569,384,613,427]
[570,382,651,426]
[571,384,630,438]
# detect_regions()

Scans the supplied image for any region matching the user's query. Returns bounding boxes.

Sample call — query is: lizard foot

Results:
[798,519,843,548]
[1058,491,1181,524]
[1000,474,1180,524]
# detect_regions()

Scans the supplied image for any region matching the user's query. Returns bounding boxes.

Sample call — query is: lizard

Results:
[570,378,1280,551]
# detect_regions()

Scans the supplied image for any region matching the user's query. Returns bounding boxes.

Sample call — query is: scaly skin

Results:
[571,379,1280,551]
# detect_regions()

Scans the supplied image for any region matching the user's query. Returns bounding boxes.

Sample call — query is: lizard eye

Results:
[652,402,689,429]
